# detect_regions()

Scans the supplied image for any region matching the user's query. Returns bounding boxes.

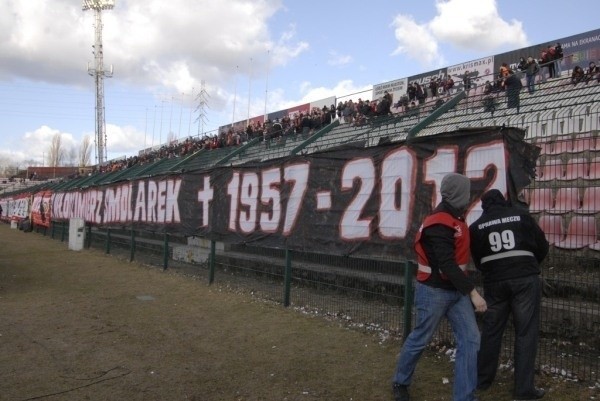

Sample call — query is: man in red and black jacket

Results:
[392,173,486,401]
[469,189,548,400]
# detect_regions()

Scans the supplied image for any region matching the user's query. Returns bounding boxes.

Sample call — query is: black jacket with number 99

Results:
[469,193,549,284]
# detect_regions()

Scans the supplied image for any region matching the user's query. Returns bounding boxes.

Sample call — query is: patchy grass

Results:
[0,224,597,401]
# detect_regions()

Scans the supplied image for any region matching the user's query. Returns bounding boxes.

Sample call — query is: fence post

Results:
[130,228,136,262]
[163,233,169,270]
[208,240,216,285]
[283,248,292,307]
[61,221,66,242]
[51,221,55,239]
[402,260,416,342]
[86,225,92,248]
[105,228,111,254]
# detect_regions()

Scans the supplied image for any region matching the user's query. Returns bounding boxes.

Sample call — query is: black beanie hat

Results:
[481,189,508,211]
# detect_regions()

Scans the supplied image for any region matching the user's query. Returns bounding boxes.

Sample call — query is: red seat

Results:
[537,158,564,181]
[548,187,580,214]
[528,188,555,213]
[537,141,553,155]
[549,136,574,155]
[578,187,600,214]
[537,214,564,245]
[554,215,598,249]
[563,157,588,180]
[586,157,600,180]
[572,135,596,153]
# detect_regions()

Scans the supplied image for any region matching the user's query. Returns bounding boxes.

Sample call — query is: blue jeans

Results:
[526,74,536,93]
[393,282,480,401]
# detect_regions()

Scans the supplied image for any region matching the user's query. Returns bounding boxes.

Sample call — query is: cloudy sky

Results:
[0,0,597,168]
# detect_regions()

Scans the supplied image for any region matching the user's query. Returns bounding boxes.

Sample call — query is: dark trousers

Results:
[478,275,541,395]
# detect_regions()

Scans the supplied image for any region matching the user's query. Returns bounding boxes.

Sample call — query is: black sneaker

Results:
[514,388,545,400]
[392,383,409,401]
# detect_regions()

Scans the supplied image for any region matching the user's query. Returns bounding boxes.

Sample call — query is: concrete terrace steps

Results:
[416,78,600,138]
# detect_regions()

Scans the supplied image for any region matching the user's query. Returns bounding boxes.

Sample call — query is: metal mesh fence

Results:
[522,130,600,381]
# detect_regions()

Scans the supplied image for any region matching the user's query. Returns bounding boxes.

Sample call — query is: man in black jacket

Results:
[469,190,549,400]
[554,42,564,77]
[504,70,522,113]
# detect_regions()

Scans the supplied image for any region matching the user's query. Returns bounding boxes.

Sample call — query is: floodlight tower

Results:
[83,0,114,166]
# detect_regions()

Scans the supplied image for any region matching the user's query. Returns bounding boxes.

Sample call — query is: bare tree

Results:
[48,133,65,167]
[67,148,77,167]
[0,156,13,176]
[79,135,93,167]
[23,158,39,167]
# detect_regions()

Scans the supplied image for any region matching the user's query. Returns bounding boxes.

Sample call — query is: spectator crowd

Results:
[96,106,337,174]
[89,42,598,177]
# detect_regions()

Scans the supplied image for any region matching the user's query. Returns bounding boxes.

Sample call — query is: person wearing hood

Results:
[505,70,523,113]
[469,189,549,400]
[392,173,487,401]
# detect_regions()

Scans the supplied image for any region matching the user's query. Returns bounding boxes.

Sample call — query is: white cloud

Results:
[390,0,527,68]
[0,0,313,155]
[428,0,527,50]
[391,14,443,67]
[279,79,371,108]
[106,123,151,157]
[16,126,77,165]
[0,123,143,166]
[0,0,308,93]
[327,51,353,67]
[0,1,90,82]
[269,24,310,67]
[256,79,372,117]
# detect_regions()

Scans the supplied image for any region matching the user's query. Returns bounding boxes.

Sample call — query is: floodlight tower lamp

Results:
[82,0,115,11]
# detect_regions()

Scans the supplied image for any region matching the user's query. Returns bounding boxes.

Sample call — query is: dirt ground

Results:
[0,224,597,401]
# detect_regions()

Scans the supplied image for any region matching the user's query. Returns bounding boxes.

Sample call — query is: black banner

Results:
[50,127,536,258]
